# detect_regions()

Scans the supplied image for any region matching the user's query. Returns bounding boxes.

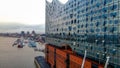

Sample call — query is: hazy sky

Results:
[0,0,68,25]
[0,0,45,25]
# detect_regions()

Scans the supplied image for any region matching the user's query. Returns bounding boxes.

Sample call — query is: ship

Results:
[45,0,120,68]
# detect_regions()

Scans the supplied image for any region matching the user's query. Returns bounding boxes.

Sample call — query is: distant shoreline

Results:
[0,36,18,38]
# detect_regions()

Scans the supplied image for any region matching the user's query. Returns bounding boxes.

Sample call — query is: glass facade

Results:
[46,0,120,67]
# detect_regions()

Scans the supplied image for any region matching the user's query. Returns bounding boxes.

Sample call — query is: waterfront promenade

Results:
[0,37,44,68]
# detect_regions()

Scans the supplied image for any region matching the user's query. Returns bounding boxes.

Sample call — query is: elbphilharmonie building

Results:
[46,0,120,67]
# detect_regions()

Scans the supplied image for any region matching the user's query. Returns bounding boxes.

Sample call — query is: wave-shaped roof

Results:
[46,0,68,4]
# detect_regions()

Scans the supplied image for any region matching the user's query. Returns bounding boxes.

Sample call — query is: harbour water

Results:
[0,37,44,68]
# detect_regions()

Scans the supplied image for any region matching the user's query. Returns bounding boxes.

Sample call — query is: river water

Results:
[0,37,44,68]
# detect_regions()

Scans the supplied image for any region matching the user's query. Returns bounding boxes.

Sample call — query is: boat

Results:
[17,44,23,48]
[12,41,18,46]
[28,40,36,47]
[34,56,50,68]
[17,38,24,48]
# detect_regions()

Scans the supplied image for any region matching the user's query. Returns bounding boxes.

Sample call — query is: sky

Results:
[0,0,45,25]
[0,0,68,25]
[0,0,68,33]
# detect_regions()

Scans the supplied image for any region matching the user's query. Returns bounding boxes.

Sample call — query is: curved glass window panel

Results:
[109,4,118,10]
[70,14,73,18]
[77,20,79,24]
[114,20,119,24]
[110,12,117,17]
[103,21,107,26]
[107,0,112,3]
[112,49,117,55]
[71,20,74,24]
[104,0,113,5]
[86,30,89,33]
[90,29,94,32]
[86,2,89,6]
[96,28,100,32]
[102,14,107,19]
[91,17,93,21]
[98,15,101,19]
[77,15,79,18]
[90,23,93,26]
[81,24,84,28]
[78,25,80,28]
[109,20,113,24]
[91,0,93,4]
[86,7,88,11]
[109,27,114,33]
[102,27,107,32]
[113,27,117,31]
[96,2,100,7]
[85,24,88,27]
[65,22,67,25]
[113,4,117,10]
[109,27,117,33]
[104,0,107,5]
[68,26,72,31]
[96,22,99,27]
[86,17,88,21]
[74,19,77,24]
[77,30,79,33]
[102,7,107,12]
[73,27,76,30]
